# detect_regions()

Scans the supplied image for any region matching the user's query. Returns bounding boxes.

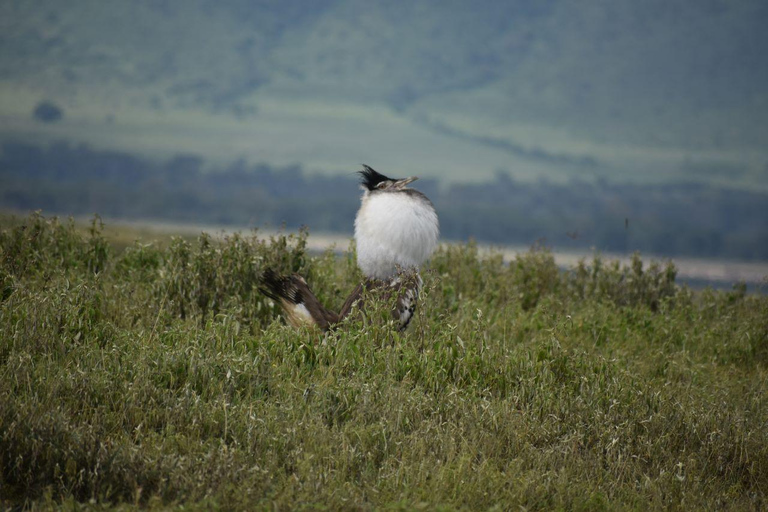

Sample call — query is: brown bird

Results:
[259,165,439,332]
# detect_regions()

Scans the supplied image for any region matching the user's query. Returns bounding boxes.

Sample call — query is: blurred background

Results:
[1,0,767,284]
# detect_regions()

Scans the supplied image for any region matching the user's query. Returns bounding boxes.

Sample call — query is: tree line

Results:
[1,141,766,260]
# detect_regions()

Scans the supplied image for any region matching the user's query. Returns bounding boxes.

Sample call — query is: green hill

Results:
[1,0,767,185]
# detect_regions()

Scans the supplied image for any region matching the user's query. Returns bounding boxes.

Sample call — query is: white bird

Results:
[260,165,439,332]
[354,165,439,280]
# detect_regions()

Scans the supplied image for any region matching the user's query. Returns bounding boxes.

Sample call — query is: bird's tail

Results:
[259,269,339,331]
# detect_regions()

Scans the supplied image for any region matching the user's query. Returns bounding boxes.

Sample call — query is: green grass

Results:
[1,213,766,510]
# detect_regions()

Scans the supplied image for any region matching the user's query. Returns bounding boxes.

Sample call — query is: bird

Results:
[259,164,439,332]
[354,165,439,281]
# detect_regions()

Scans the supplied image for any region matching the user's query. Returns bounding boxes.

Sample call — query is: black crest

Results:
[359,165,392,191]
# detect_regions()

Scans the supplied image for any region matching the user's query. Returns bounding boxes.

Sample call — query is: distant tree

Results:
[33,101,64,123]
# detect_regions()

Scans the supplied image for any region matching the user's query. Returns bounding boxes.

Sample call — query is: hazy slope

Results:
[1,0,766,185]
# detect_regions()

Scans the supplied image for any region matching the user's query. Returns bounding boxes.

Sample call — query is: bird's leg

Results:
[337,270,421,332]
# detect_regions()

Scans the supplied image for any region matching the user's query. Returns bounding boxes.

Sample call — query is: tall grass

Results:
[1,213,766,510]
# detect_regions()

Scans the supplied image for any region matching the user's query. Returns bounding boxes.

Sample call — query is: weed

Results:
[1,213,766,510]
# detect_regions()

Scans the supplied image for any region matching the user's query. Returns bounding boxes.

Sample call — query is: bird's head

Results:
[359,165,418,192]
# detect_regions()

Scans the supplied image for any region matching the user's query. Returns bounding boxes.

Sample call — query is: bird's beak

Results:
[394,176,418,188]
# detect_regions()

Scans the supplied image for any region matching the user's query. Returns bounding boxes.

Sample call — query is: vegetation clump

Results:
[1,213,766,510]
[32,101,64,123]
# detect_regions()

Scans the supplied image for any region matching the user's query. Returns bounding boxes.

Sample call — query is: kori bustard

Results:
[260,165,439,332]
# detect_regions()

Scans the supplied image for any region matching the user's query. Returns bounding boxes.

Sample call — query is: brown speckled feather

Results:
[261,269,421,333]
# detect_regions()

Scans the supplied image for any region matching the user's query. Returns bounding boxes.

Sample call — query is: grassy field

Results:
[4,88,767,190]
[1,213,766,510]
[0,91,574,185]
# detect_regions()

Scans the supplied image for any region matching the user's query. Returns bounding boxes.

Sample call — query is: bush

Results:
[0,212,108,279]
[32,101,64,123]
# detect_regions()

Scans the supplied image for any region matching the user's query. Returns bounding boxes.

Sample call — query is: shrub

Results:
[32,100,64,123]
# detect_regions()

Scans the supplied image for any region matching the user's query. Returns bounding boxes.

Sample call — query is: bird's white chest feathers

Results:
[354,191,439,280]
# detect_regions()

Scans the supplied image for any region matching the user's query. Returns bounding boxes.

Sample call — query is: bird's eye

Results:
[375,182,389,189]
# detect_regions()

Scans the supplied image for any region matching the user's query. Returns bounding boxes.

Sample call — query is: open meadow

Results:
[1,214,766,510]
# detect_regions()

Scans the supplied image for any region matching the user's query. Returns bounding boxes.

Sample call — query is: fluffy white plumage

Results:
[354,187,439,280]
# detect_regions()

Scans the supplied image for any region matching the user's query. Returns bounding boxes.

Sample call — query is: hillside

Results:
[1,0,767,185]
